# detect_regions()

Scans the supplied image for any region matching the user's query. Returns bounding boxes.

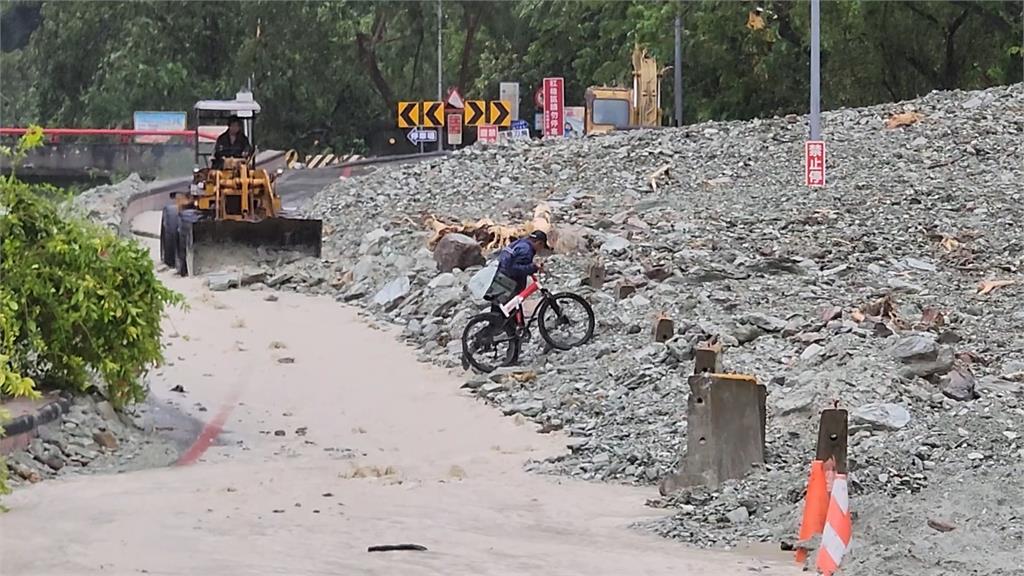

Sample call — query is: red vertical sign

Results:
[805,140,826,187]
[447,113,463,145]
[543,77,564,137]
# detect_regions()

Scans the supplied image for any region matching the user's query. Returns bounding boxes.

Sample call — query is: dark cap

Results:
[528,229,551,249]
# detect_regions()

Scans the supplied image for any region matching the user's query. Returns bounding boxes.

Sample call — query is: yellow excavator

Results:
[160,92,322,276]
[584,45,663,134]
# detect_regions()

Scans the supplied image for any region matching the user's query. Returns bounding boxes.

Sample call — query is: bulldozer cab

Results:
[584,45,662,135]
[192,90,261,167]
[585,87,633,134]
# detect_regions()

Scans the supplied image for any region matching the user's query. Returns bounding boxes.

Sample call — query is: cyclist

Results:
[489,230,550,308]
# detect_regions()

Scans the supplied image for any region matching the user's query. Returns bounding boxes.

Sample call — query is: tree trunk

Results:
[355,9,395,113]
[941,8,973,88]
[457,3,482,91]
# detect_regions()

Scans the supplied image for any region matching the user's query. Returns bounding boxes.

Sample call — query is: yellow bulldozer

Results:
[160,92,322,276]
[584,45,663,135]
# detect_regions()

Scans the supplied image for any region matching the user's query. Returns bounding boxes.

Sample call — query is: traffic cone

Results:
[794,459,830,563]
[816,473,852,575]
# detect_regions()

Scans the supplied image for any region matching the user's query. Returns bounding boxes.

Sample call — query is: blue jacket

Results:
[497,238,537,283]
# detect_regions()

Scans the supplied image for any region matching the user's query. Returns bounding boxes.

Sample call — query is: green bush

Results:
[1,127,182,504]
[1,175,183,406]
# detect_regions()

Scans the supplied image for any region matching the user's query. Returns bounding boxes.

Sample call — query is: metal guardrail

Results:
[0,127,224,141]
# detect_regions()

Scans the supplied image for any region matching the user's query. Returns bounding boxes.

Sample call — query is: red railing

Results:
[0,127,224,142]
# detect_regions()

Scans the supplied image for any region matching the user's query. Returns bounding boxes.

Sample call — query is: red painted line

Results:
[175,391,240,466]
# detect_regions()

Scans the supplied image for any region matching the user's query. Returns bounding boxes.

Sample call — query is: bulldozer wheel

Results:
[174,221,188,276]
[159,205,179,268]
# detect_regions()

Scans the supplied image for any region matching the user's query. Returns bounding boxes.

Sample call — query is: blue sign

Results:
[133,110,187,143]
[509,119,530,140]
[407,128,438,145]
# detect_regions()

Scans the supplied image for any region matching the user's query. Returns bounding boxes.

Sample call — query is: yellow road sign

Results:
[422,101,445,128]
[464,100,487,127]
[488,100,511,127]
[397,101,420,129]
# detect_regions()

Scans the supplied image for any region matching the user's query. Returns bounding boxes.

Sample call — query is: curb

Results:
[1,395,73,455]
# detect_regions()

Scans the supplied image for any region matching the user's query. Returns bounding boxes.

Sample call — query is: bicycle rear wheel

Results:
[537,293,595,351]
[462,312,520,373]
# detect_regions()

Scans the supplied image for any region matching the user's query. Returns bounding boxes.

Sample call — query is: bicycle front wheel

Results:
[461,312,520,373]
[537,293,595,351]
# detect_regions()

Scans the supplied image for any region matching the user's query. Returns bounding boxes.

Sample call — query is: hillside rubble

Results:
[230,84,1022,575]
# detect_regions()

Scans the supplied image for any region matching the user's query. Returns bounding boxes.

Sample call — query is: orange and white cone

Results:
[815,473,851,575]
[794,459,830,563]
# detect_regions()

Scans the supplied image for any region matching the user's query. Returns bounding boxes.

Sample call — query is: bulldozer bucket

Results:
[182,217,323,276]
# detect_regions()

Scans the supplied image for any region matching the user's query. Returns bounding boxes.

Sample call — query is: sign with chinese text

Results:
[542,77,564,137]
[447,113,463,146]
[805,140,826,187]
[478,124,498,145]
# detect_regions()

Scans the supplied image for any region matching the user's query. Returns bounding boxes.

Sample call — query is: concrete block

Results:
[586,261,606,289]
[615,281,636,300]
[653,315,674,343]
[660,373,767,493]
[694,342,723,374]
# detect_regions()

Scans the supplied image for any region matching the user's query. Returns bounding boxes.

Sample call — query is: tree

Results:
[1,0,1019,149]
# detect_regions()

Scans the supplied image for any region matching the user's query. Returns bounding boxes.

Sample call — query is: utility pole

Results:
[437,0,444,151]
[809,0,821,141]
[673,5,683,127]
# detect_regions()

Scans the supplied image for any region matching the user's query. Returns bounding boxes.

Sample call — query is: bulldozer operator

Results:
[213,116,252,168]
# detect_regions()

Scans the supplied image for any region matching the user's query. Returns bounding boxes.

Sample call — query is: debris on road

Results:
[367,544,428,552]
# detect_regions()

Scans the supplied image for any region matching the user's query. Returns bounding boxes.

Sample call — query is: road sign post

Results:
[488,100,512,128]
[805,141,825,187]
[542,77,564,137]
[447,113,463,146]
[810,0,822,141]
[446,87,465,109]
[465,100,487,126]
[478,125,498,145]
[421,101,444,128]
[397,102,421,129]
[807,0,824,186]
[408,127,438,146]
[509,119,530,140]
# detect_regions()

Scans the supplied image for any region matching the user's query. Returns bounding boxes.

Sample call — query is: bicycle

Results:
[461,273,596,373]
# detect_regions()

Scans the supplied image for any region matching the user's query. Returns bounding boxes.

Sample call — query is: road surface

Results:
[0,226,800,576]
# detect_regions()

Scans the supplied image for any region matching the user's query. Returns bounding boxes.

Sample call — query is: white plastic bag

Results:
[468,263,498,300]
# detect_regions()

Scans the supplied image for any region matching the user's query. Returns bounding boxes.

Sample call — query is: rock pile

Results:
[4,395,179,486]
[70,173,146,233]
[220,84,1024,574]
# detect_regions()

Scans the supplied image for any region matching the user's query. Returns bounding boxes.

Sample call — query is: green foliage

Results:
[0,128,183,408]
[0,0,1020,146]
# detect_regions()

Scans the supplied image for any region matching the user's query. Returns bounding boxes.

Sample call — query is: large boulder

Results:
[434,233,485,272]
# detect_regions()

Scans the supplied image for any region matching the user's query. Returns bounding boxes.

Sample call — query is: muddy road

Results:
[0,230,798,576]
